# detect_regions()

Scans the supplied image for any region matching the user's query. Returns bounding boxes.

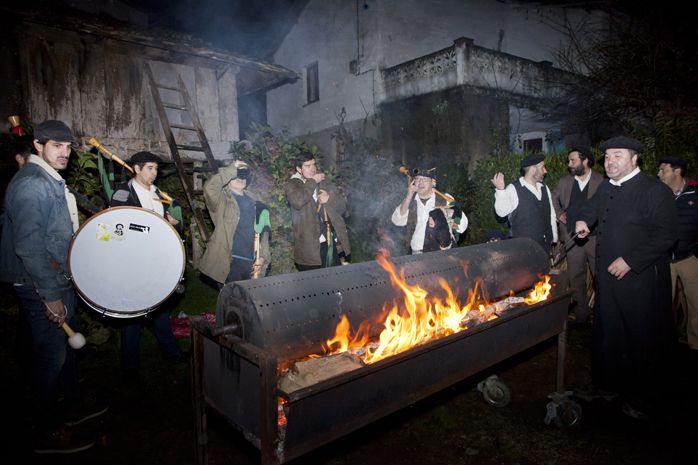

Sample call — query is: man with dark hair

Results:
[4,133,34,169]
[491,154,558,253]
[658,156,698,350]
[1,134,34,215]
[391,166,468,254]
[285,151,350,270]
[576,136,678,419]
[110,151,185,381]
[1,120,106,453]
[111,151,181,229]
[552,149,605,324]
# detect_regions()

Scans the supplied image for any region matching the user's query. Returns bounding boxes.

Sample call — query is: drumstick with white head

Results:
[62,322,86,350]
[45,302,86,349]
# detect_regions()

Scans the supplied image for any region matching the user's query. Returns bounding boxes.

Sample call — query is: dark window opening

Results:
[306,61,319,104]
[523,138,543,153]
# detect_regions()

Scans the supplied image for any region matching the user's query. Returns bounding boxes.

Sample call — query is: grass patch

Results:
[171,266,220,316]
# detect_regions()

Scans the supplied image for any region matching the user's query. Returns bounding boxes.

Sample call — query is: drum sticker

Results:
[97,222,126,241]
[129,223,151,234]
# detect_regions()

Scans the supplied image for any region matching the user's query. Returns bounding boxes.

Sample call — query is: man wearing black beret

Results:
[491,153,558,253]
[576,136,678,420]
[657,156,698,351]
[1,120,107,452]
[110,151,185,381]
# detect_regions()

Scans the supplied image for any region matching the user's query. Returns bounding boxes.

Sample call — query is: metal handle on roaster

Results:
[211,322,240,337]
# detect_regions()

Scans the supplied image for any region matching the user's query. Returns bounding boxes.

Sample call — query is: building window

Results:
[523,138,543,153]
[515,131,548,153]
[306,61,319,104]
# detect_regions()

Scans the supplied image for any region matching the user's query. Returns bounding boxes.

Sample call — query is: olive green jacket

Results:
[198,164,270,283]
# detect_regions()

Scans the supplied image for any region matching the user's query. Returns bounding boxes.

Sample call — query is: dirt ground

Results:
[3,289,697,465]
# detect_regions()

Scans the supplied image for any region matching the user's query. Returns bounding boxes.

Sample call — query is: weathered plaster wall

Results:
[13,22,240,161]
[380,86,508,171]
[267,0,376,139]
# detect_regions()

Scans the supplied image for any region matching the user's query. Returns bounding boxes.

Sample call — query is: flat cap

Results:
[34,120,76,143]
[658,156,687,172]
[600,136,643,153]
[129,151,161,164]
[521,153,544,169]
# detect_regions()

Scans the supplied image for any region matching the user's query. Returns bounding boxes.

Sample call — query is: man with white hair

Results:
[392,166,468,254]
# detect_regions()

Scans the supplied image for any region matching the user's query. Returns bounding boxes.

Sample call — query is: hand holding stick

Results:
[399,165,454,204]
[252,233,261,279]
[62,322,86,350]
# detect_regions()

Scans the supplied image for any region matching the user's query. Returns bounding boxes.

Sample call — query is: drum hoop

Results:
[68,206,186,317]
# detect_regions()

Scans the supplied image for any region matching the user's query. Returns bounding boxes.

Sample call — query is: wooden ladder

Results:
[144,62,217,242]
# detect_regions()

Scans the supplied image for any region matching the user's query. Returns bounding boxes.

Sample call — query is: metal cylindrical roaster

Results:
[215,237,549,362]
[194,237,574,465]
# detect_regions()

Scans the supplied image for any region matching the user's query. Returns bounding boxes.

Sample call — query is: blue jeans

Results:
[16,285,79,430]
[121,307,182,371]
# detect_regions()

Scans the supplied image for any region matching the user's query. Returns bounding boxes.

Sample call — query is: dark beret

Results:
[600,136,643,153]
[658,156,687,171]
[129,151,161,164]
[34,120,76,144]
[521,154,544,169]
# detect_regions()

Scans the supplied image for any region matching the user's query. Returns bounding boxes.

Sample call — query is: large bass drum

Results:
[68,206,186,318]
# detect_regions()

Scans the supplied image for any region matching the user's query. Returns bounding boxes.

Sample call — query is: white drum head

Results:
[69,206,185,317]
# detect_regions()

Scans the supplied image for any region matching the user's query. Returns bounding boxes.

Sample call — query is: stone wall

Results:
[379,85,509,172]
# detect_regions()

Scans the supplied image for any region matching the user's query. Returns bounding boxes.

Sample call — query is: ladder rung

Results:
[177,144,205,151]
[155,84,181,92]
[170,124,198,131]
[163,103,187,110]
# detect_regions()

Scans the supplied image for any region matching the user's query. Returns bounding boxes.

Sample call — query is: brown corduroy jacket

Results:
[285,173,350,266]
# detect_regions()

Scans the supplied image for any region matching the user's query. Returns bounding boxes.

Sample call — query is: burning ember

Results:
[324,251,552,365]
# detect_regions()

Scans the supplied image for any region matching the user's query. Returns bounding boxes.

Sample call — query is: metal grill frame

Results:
[192,289,572,465]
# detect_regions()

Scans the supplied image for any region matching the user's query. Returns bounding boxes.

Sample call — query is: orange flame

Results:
[524,275,552,304]
[324,251,551,365]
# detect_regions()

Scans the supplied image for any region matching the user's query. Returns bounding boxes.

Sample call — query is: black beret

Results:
[129,151,161,164]
[600,136,643,153]
[521,153,544,169]
[658,156,687,172]
[34,120,76,143]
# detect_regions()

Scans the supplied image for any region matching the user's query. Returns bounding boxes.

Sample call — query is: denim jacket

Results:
[0,162,74,301]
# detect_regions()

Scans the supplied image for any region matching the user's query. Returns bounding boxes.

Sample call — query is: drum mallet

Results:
[62,322,86,350]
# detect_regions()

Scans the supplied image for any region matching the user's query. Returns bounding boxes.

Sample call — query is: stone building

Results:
[266,0,605,170]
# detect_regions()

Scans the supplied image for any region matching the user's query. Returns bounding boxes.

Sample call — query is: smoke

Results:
[339,153,408,260]
[142,0,310,60]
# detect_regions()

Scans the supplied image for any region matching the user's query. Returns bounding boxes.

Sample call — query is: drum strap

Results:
[67,186,101,215]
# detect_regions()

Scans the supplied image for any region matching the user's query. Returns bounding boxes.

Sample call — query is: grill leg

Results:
[260,355,279,465]
[192,326,208,465]
[556,320,567,393]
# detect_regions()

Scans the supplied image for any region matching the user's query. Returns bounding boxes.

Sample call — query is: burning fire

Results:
[524,275,552,305]
[324,251,551,365]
